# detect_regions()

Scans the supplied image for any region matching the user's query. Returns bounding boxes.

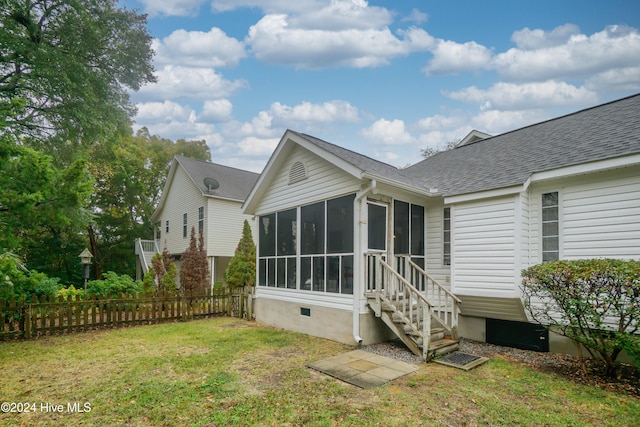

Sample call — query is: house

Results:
[135,155,260,287]
[242,93,640,358]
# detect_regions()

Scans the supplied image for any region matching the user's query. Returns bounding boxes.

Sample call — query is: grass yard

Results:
[0,318,638,426]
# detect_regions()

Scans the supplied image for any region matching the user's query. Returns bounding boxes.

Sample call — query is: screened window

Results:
[542,192,559,262]
[276,209,297,256]
[301,202,325,255]
[258,194,355,294]
[394,201,425,260]
[327,194,355,253]
[259,213,276,257]
[183,213,188,238]
[443,207,451,266]
[198,206,204,233]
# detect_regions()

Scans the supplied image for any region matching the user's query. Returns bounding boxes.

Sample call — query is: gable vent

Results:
[288,161,308,184]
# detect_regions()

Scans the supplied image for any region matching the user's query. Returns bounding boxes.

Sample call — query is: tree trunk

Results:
[88,224,103,280]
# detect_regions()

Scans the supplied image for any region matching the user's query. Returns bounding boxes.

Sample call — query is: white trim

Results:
[445,185,525,204]
[531,153,640,183]
[255,287,354,311]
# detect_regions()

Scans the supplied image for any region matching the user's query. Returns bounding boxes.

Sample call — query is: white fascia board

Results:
[295,138,363,179]
[360,172,441,198]
[444,184,525,205]
[530,153,640,183]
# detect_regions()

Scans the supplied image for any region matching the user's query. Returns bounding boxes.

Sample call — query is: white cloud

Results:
[417,114,465,131]
[445,81,599,110]
[136,65,247,101]
[200,99,234,122]
[211,0,326,14]
[139,0,204,17]
[423,39,493,75]
[237,136,280,155]
[493,25,640,81]
[238,111,275,137]
[470,109,550,135]
[402,8,428,24]
[361,118,415,145]
[154,28,246,68]
[269,100,359,124]
[134,101,194,123]
[511,24,581,50]
[246,14,433,69]
[586,67,640,92]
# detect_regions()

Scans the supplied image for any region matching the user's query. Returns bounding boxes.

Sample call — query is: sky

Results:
[120,0,640,172]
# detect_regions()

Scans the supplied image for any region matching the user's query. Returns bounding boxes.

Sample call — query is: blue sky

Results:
[121,0,640,172]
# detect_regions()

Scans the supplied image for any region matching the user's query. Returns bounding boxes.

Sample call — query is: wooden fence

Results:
[1,289,252,341]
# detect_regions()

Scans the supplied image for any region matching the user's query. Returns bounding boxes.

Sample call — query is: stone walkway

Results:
[307,349,418,389]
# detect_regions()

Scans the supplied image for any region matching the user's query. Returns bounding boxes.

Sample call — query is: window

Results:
[183,213,188,238]
[443,207,451,266]
[394,200,425,268]
[258,194,355,294]
[542,192,559,262]
[198,206,204,234]
[165,220,169,233]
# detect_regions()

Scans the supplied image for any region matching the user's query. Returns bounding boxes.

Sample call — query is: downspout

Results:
[353,179,377,345]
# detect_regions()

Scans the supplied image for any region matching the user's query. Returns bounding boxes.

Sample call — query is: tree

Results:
[0,0,156,146]
[420,140,458,158]
[150,246,177,294]
[521,259,640,377]
[179,226,209,293]
[86,129,210,277]
[0,121,93,282]
[224,220,256,289]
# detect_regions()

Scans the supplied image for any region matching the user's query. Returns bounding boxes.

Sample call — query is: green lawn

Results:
[0,318,638,426]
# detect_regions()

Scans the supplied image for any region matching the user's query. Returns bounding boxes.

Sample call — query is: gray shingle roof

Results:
[176,155,259,201]
[290,130,418,187]
[403,94,640,196]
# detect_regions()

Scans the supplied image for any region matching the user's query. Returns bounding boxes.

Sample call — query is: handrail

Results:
[365,253,460,351]
[403,256,461,304]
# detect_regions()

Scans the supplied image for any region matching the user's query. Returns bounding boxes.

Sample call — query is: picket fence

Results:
[0,289,251,341]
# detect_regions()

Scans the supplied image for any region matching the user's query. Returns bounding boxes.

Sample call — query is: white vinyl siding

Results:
[425,200,452,287]
[562,172,640,260]
[452,196,518,297]
[255,145,360,215]
[159,166,203,255]
[207,198,257,257]
[528,167,640,263]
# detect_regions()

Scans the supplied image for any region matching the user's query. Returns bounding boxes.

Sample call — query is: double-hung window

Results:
[542,192,559,262]
[443,207,451,266]
[198,206,204,234]
[183,213,188,238]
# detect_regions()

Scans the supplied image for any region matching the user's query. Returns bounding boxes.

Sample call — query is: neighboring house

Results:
[242,94,640,358]
[135,155,259,287]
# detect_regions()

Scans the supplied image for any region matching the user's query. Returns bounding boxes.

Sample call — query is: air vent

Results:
[288,161,307,184]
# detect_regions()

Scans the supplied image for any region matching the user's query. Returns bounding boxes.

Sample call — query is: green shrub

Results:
[86,271,143,296]
[56,285,85,300]
[521,258,640,377]
[0,256,62,300]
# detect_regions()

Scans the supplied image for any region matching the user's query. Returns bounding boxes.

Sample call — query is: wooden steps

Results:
[368,295,459,361]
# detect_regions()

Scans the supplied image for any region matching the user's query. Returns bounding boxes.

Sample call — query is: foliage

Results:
[521,259,640,376]
[0,255,62,301]
[56,285,84,301]
[86,271,143,296]
[0,139,94,281]
[224,220,256,289]
[150,247,177,293]
[87,129,210,278]
[420,140,458,158]
[180,227,210,293]
[0,0,156,145]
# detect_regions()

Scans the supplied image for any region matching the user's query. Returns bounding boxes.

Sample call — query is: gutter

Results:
[352,179,377,345]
